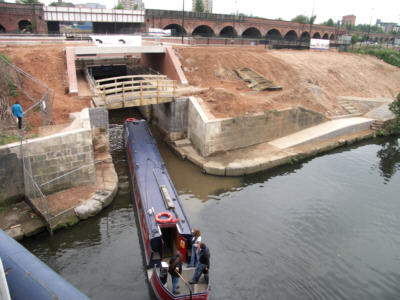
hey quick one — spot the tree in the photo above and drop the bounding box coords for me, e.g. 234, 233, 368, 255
114, 3, 124, 9
49, 2, 58, 6
20, 0, 39, 3
291, 14, 316, 24
291, 15, 309, 24
194, 0, 204, 13
321, 18, 335, 27
351, 33, 360, 44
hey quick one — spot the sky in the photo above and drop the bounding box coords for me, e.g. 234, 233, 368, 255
38, 0, 400, 25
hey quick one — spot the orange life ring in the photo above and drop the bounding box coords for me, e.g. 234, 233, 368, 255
126, 118, 136, 123
155, 212, 173, 223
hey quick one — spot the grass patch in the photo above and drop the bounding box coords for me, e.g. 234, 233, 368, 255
0, 54, 12, 63
0, 134, 20, 145
348, 46, 400, 68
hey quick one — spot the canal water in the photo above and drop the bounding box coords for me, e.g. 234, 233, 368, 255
23, 109, 400, 300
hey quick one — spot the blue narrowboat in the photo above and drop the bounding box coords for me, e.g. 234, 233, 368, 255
0, 229, 89, 300
125, 118, 209, 300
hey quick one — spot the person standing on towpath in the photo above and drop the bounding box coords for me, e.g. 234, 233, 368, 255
11, 101, 23, 130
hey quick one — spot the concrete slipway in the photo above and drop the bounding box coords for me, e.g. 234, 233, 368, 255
171, 109, 394, 177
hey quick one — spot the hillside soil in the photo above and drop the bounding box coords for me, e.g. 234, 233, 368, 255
177, 47, 400, 118
0, 44, 90, 132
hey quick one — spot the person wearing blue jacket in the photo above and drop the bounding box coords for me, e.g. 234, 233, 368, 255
11, 101, 23, 129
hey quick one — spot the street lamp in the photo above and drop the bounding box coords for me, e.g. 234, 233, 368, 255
181, 0, 185, 44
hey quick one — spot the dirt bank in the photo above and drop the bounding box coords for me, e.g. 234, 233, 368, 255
177, 47, 400, 118
0, 44, 90, 128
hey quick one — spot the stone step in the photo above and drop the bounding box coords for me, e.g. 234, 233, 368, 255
173, 138, 192, 147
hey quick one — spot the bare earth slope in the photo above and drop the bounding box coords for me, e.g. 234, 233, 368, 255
0, 44, 89, 127
178, 47, 400, 118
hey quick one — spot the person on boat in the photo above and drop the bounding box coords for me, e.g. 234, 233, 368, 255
168, 253, 183, 295
189, 228, 202, 267
190, 243, 210, 284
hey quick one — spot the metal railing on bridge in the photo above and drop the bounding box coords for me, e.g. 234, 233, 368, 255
93, 75, 177, 109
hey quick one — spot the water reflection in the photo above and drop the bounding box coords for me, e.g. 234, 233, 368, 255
376, 137, 400, 183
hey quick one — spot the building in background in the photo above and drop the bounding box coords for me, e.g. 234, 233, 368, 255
376, 19, 399, 33
342, 15, 356, 27
75, 3, 106, 9
192, 0, 213, 13
117, 0, 144, 10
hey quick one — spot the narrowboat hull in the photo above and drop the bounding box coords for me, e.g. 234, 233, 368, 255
0, 230, 89, 300
125, 119, 209, 300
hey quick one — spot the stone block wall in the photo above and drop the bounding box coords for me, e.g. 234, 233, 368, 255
188, 97, 327, 157
152, 97, 188, 141
0, 128, 95, 203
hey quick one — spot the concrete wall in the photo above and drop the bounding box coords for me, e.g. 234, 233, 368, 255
188, 97, 327, 157
141, 47, 188, 84
152, 97, 188, 141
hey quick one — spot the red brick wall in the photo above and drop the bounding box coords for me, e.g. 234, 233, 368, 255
0, 3, 46, 33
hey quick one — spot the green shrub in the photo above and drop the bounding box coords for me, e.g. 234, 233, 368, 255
8, 79, 18, 97
350, 46, 400, 68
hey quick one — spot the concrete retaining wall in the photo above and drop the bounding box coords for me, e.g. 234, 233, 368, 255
152, 97, 188, 141
141, 47, 188, 84
188, 97, 327, 157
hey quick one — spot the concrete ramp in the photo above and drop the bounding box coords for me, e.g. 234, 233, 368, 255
270, 117, 374, 149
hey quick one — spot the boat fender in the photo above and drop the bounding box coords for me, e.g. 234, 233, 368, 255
126, 118, 137, 123
155, 212, 173, 223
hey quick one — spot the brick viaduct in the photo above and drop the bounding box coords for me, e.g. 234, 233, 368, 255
146, 10, 338, 40
0, 3, 395, 42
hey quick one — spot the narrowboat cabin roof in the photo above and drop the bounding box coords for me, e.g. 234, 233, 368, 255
125, 120, 192, 238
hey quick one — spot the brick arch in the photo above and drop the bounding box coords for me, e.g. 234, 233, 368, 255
219, 25, 237, 37
18, 19, 32, 31
0, 24, 6, 33
330, 33, 335, 40
312, 32, 321, 39
322, 33, 329, 39
163, 24, 186, 36
300, 31, 310, 41
283, 30, 298, 41
192, 24, 215, 37
266, 28, 282, 40
241, 26, 262, 38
